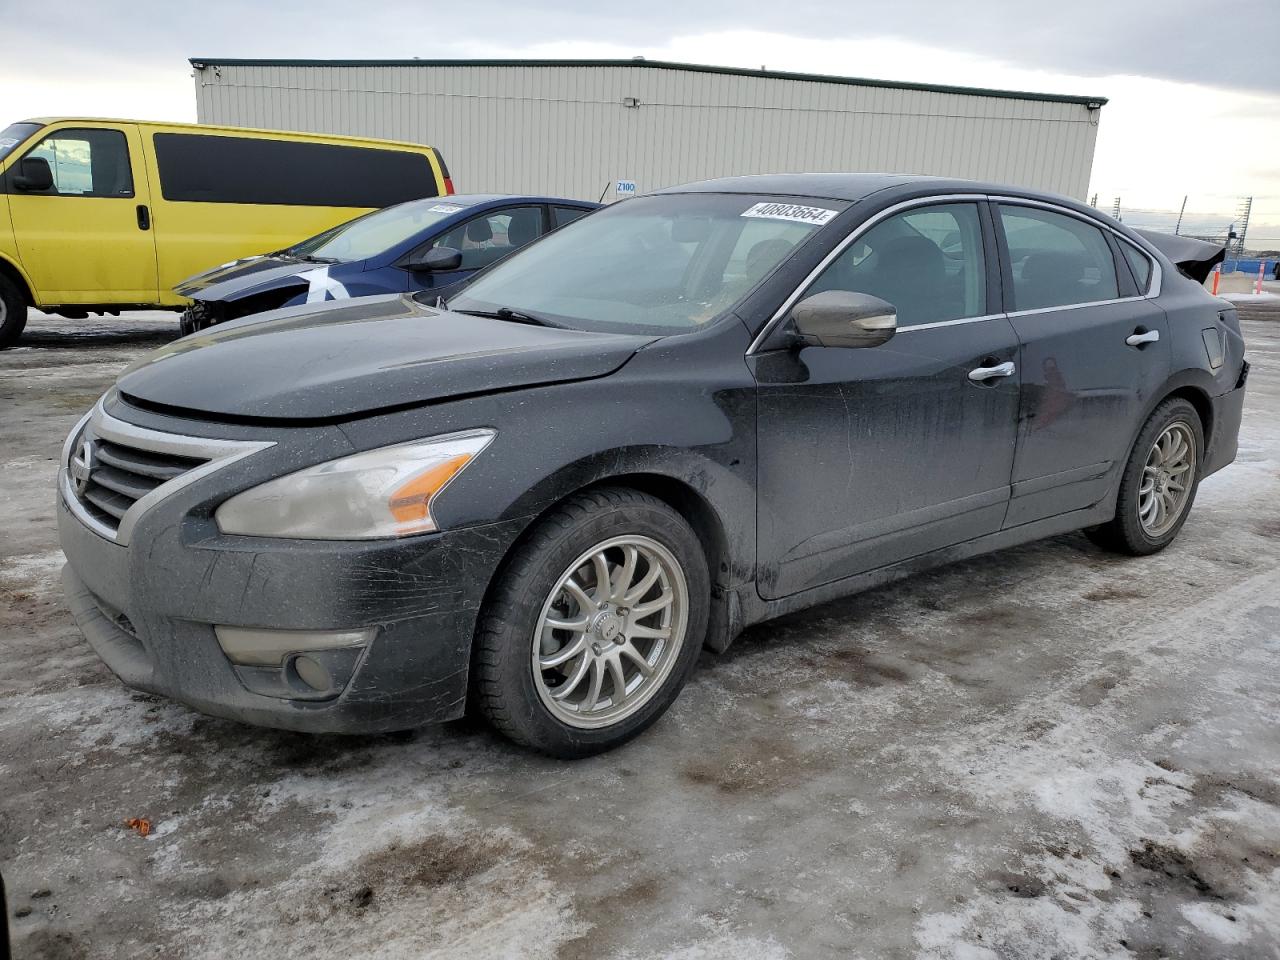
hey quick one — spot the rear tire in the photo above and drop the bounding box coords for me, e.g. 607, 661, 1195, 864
472, 487, 709, 758
0, 274, 28, 349
1085, 398, 1203, 555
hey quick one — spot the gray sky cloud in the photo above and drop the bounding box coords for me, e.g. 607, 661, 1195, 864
6, 0, 1278, 96
3, 1, 1277, 234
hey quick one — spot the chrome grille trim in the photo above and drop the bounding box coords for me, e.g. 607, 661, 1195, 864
59, 399, 275, 545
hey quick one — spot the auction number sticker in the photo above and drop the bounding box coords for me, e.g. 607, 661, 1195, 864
741, 202, 838, 225
427, 204, 464, 214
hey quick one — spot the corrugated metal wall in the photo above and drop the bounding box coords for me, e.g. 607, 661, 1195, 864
193, 63, 1101, 201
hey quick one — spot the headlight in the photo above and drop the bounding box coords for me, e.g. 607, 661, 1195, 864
215, 429, 494, 539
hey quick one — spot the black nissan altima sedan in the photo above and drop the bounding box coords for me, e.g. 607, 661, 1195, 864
57, 174, 1247, 757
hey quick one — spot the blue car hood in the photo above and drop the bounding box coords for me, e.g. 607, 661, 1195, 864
115, 295, 654, 421
174, 255, 335, 301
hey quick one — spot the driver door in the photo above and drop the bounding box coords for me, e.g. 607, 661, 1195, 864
7, 123, 158, 304
751, 200, 1021, 599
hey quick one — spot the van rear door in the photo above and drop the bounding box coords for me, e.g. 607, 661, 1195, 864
6, 122, 158, 305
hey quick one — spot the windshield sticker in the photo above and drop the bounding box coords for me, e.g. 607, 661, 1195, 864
427, 204, 464, 214
300, 266, 350, 304
741, 202, 838, 226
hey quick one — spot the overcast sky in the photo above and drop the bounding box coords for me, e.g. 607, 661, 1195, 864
3, 0, 1278, 238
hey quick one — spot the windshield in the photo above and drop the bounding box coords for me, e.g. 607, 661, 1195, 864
287, 198, 471, 262
0, 122, 42, 164
449, 193, 845, 334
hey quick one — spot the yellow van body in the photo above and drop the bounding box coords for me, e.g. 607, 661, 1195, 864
0, 118, 450, 315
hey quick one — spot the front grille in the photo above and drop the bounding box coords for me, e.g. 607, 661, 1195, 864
69, 432, 208, 532
61, 401, 275, 544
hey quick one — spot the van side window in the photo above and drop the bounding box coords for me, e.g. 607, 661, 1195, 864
1119, 239, 1153, 293
999, 206, 1120, 310
807, 202, 987, 327
23, 129, 133, 198
431, 207, 544, 270
152, 133, 438, 207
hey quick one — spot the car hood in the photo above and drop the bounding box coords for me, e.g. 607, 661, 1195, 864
173, 255, 332, 301
116, 294, 655, 421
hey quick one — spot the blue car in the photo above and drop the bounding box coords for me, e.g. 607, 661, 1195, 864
174, 194, 598, 333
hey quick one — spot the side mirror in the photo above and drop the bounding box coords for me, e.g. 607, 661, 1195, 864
407, 246, 463, 272
12, 156, 54, 192
792, 290, 897, 348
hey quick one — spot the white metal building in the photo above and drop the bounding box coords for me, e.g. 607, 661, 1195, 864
190, 58, 1106, 202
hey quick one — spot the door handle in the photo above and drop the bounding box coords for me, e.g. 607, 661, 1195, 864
136, 204, 150, 231
968, 360, 1015, 382
1126, 329, 1159, 347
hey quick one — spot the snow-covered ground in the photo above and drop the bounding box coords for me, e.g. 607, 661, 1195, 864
2, 309, 1279, 959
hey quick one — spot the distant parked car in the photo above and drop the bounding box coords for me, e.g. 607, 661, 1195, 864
174, 195, 599, 332
0, 117, 452, 348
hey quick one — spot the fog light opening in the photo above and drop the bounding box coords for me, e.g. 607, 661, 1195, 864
291, 654, 333, 693
215, 625, 374, 666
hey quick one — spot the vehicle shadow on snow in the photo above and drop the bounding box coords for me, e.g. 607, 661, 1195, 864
14, 311, 180, 350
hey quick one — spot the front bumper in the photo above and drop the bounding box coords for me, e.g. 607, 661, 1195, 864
57, 483, 522, 735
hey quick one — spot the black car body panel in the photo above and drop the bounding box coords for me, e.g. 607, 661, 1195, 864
56, 174, 1247, 735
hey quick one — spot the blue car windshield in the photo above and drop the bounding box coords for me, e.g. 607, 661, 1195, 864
449, 193, 845, 335
288, 198, 472, 262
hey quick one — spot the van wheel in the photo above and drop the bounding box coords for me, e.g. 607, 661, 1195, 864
472, 487, 709, 758
0, 274, 28, 349
1085, 398, 1203, 555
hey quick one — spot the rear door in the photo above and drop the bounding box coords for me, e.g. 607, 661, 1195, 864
6, 123, 158, 304
753, 199, 1021, 599
995, 201, 1170, 526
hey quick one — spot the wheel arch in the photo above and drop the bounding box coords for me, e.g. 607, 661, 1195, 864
1162, 384, 1214, 452
0, 253, 35, 307
475, 464, 742, 659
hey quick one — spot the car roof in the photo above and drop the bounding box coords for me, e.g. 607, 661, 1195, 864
654, 172, 1073, 207
438, 194, 598, 208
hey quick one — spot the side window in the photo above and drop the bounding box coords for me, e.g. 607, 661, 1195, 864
807, 202, 986, 327
432, 206, 543, 270
999, 206, 1120, 310
152, 133, 438, 207
1119, 239, 1153, 293
22, 128, 133, 198
552, 206, 589, 228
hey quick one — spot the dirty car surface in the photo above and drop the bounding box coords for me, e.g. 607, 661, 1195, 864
55, 174, 1247, 758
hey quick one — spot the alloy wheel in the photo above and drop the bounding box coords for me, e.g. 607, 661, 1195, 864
532, 535, 688, 729
1139, 421, 1196, 537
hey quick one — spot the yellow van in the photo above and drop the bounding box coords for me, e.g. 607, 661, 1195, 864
0, 118, 451, 347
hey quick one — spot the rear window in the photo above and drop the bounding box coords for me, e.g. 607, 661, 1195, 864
152, 133, 439, 207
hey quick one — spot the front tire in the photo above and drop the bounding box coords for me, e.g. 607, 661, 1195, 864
0, 274, 28, 349
1086, 398, 1203, 555
472, 487, 709, 758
